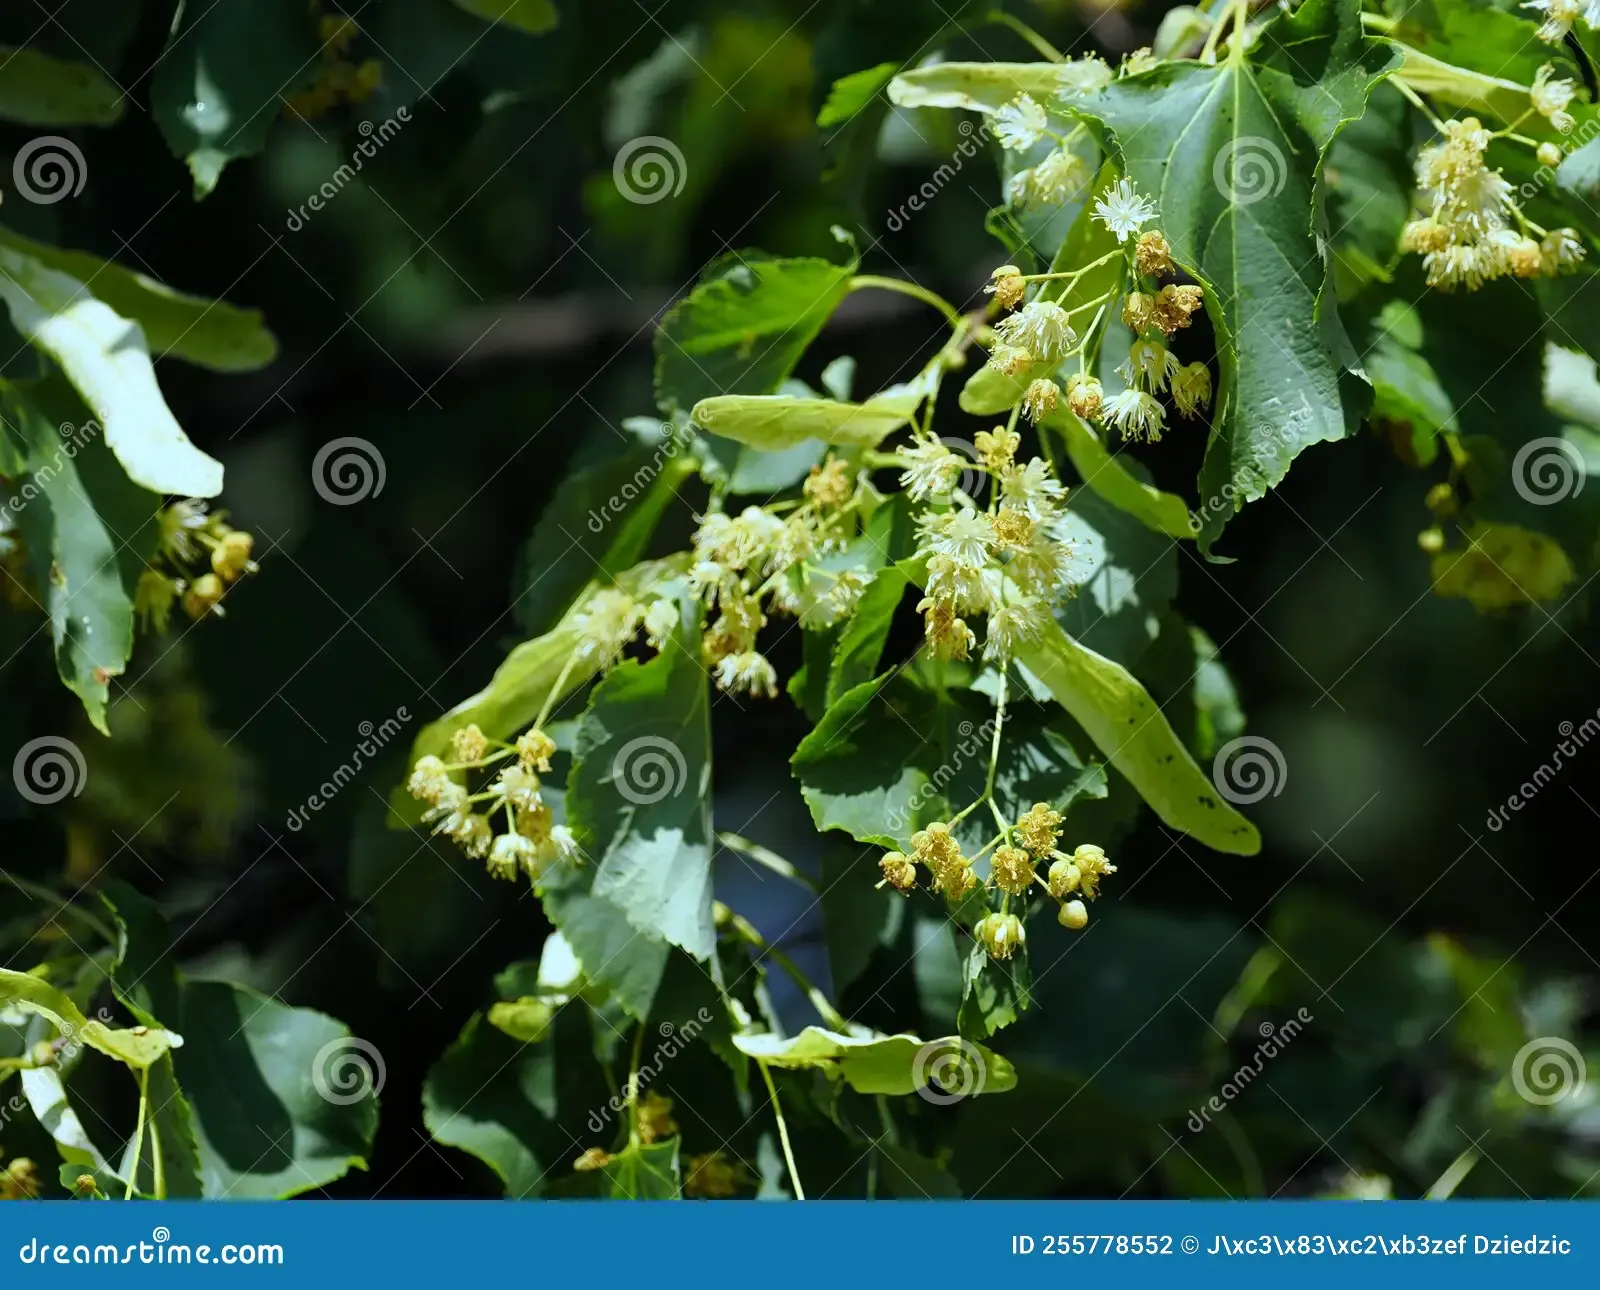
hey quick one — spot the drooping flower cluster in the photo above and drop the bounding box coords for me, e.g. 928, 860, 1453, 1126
1523, 0, 1600, 43
903, 434, 1076, 663
979, 176, 1212, 445
406, 720, 581, 883
135, 500, 259, 631
1400, 116, 1584, 290
877, 803, 1115, 959
690, 455, 867, 699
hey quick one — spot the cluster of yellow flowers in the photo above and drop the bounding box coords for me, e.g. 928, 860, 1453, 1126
135, 500, 258, 631
690, 454, 867, 699
1400, 112, 1584, 290
285, 9, 382, 120
877, 803, 1115, 958
0, 1155, 38, 1200
900, 428, 1075, 663
406, 721, 581, 882
981, 168, 1212, 446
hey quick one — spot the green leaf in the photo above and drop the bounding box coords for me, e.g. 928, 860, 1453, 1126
1047, 410, 1195, 540
0, 228, 277, 372
1013, 619, 1261, 855
826, 567, 908, 704
1079, 0, 1396, 548
567, 599, 714, 961
451, 0, 559, 35
733, 1025, 1016, 1096
601, 1138, 681, 1198
1324, 85, 1411, 291
792, 670, 1104, 852
691, 385, 920, 451
1053, 479, 1178, 668
0, 969, 180, 1070
151, 0, 320, 197
959, 939, 1032, 1040
1556, 135, 1600, 207
0, 45, 124, 126
102, 884, 377, 1199
887, 60, 1112, 112
487, 997, 555, 1043
817, 63, 897, 128
424, 998, 607, 1197
24, 1064, 115, 1178
727, 439, 827, 494
540, 887, 672, 1020
654, 252, 857, 418
2, 380, 156, 731
395, 557, 688, 824
512, 446, 693, 636
1363, 299, 1456, 463
0, 247, 225, 496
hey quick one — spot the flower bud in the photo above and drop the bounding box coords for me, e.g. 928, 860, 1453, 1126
975, 911, 1026, 960
986, 265, 1027, 310
210, 529, 256, 582
1537, 141, 1563, 168
879, 851, 917, 892
182, 573, 226, 620
1065, 374, 1103, 420
1047, 858, 1081, 898
1417, 526, 1445, 554
1058, 899, 1089, 930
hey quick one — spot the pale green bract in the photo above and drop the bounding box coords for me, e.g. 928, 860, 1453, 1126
0, 247, 225, 497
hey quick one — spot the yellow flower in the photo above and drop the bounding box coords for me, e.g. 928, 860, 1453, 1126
990, 845, 1035, 895
1072, 843, 1117, 899
451, 723, 489, 764
517, 728, 556, 772
975, 912, 1026, 960
985, 265, 1027, 310
1015, 802, 1063, 857
879, 851, 917, 892
974, 427, 1020, 470
1135, 230, 1173, 277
